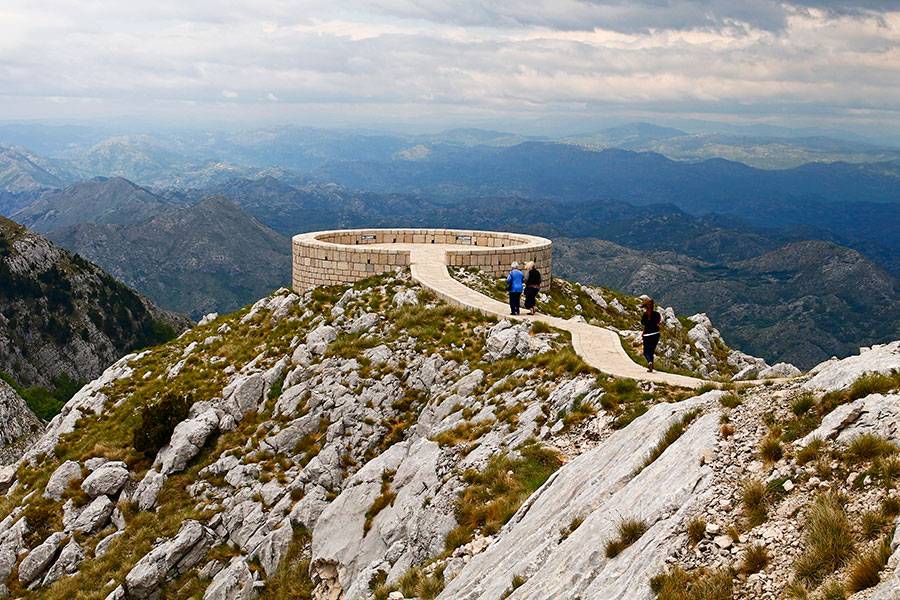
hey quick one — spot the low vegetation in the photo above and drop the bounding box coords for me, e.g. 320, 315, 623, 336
846, 538, 892, 592
742, 479, 770, 527
738, 544, 769, 575
604, 518, 649, 558
794, 494, 854, 587
443, 442, 562, 554
261, 526, 314, 599
364, 470, 397, 534
650, 567, 733, 600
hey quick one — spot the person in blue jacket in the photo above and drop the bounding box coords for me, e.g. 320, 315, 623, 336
507, 262, 524, 315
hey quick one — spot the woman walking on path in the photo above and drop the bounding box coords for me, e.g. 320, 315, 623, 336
523, 261, 542, 315
639, 294, 662, 372
507, 262, 524, 315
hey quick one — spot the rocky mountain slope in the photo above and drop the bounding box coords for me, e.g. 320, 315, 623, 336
555, 238, 900, 370
11, 177, 172, 233
0, 146, 69, 194
0, 216, 187, 389
0, 269, 897, 599
46, 196, 291, 318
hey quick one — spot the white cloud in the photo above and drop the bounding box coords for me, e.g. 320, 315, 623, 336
0, 1, 897, 132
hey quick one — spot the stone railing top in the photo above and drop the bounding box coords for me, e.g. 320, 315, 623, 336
292, 228, 551, 253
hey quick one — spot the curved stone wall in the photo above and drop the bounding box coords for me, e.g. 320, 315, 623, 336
292, 228, 552, 291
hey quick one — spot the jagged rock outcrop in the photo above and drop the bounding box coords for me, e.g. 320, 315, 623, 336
439, 393, 722, 599
0, 272, 892, 600
123, 520, 217, 599
0, 379, 42, 464
484, 320, 552, 361
311, 438, 457, 598
804, 340, 900, 393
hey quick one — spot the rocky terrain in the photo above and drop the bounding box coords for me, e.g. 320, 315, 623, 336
11, 177, 172, 233
0, 215, 187, 389
0, 265, 896, 599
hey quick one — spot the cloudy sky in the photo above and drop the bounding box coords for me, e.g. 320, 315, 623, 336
1, 0, 899, 135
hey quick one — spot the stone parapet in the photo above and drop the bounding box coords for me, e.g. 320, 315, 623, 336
292, 228, 552, 291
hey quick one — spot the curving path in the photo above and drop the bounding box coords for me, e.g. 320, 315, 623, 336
369, 243, 707, 389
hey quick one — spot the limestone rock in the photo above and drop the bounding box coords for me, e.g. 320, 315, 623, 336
221, 374, 265, 422
41, 538, 84, 586
155, 409, 221, 475
758, 362, 801, 379
71, 495, 115, 534
203, 556, 255, 600
306, 325, 338, 355
198, 312, 219, 326
312, 438, 456, 599
438, 394, 721, 600
81, 463, 129, 498
804, 341, 900, 393
797, 393, 900, 447
44, 460, 82, 500
19, 531, 66, 586
95, 531, 125, 558
0, 379, 42, 462
124, 520, 216, 599
392, 289, 418, 307
348, 313, 379, 334
133, 469, 166, 511
484, 320, 551, 361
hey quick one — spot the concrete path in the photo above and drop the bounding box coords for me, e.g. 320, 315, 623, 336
372, 244, 707, 388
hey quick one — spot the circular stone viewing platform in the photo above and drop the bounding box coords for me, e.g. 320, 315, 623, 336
292, 228, 552, 291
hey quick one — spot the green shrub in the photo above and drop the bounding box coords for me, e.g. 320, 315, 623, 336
797, 439, 825, 465
846, 434, 898, 462
132, 392, 191, 458
687, 517, 706, 546
719, 394, 741, 409
791, 393, 816, 416
759, 436, 783, 463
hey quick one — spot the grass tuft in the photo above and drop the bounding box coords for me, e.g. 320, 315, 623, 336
846, 538, 892, 592
605, 518, 648, 558
793, 493, 854, 586
742, 479, 770, 527
738, 543, 769, 574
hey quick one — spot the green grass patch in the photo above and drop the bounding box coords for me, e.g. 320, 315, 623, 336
443, 441, 561, 554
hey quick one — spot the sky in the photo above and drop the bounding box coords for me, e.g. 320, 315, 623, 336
1, 1, 900, 136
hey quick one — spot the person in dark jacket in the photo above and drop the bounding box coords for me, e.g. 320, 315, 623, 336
639, 294, 662, 372
523, 261, 542, 315
507, 262, 524, 315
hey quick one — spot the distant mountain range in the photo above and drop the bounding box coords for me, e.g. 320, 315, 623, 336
554, 238, 900, 369
0, 215, 187, 388
0, 122, 897, 368
44, 195, 291, 318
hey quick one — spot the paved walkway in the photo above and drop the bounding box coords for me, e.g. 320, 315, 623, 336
370, 244, 707, 388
